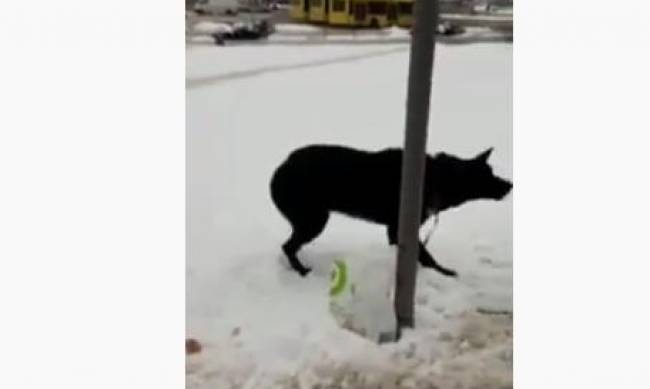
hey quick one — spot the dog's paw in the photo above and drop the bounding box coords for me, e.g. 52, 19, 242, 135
440, 268, 458, 278
297, 267, 312, 277
424, 262, 458, 278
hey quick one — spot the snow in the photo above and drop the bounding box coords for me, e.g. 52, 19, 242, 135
192, 21, 234, 35
186, 38, 512, 388
273, 24, 409, 38
273, 23, 326, 35
267, 27, 411, 44
188, 35, 219, 45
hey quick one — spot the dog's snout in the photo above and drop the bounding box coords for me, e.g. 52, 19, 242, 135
491, 178, 512, 200
501, 180, 513, 197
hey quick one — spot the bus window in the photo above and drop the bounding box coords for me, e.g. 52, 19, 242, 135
368, 1, 387, 15
354, 3, 367, 21
398, 2, 413, 15
332, 0, 345, 12
387, 3, 397, 21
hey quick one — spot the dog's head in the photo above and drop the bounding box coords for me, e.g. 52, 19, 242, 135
425, 147, 512, 213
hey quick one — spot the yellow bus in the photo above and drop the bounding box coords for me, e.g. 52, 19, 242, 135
308, 0, 329, 23
290, 0, 401, 28
395, 0, 414, 28
289, 0, 308, 21
349, 0, 397, 28
328, 0, 349, 25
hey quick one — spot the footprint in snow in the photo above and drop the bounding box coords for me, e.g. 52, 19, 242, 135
473, 242, 495, 255
479, 255, 511, 269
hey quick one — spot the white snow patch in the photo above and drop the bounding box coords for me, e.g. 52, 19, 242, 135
273, 23, 327, 35
269, 24, 411, 43
192, 21, 234, 35
188, 35, 218, 45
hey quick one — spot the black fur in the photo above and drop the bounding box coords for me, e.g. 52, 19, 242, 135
270, 144, 512, 277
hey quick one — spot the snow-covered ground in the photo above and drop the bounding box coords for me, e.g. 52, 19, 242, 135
186, 37, 512, 388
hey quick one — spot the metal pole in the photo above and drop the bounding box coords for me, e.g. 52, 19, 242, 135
394, 0, 439, 334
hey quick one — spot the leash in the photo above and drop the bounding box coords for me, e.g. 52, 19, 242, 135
422, 212, 440, 246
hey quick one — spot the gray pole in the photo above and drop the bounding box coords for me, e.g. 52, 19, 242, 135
394, 0, 439, 333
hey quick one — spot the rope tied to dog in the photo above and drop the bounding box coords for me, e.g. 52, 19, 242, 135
422, 212, 440, 247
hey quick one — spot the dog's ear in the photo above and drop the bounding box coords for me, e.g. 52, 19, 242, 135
474, 147, 493, 163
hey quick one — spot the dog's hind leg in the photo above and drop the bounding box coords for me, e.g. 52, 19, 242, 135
282, 210, 330, 277
282, 237, 312, 277
418, 241, 457, 277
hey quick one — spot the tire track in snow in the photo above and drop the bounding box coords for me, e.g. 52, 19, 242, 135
186, 46, 408, 89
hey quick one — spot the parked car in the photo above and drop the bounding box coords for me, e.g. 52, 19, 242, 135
194, 0, 239, 15
408, 22, 465, 37
211, 19, 273, 44
438, 22, 465, 36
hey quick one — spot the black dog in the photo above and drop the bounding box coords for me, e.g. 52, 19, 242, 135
270, 145, 512, 277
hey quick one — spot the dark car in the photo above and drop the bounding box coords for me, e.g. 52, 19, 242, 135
408, 22, 465, 37
211, 19, 273, 45
231, 20, 273, 39
438, 21, 465, 36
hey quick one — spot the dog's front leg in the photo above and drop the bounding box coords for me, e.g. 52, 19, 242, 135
388, 224, 457, 277
386, 224, 398, 245
418, 242, 457, 277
